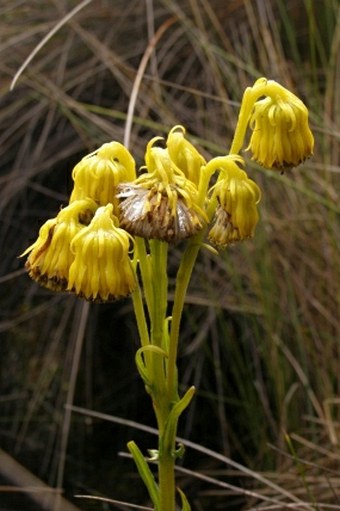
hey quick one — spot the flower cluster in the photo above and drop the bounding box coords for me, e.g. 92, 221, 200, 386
22, 145, 137, 302
21, 79, 314, 302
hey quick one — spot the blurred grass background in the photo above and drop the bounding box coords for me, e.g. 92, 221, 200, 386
0, 0, 339, 510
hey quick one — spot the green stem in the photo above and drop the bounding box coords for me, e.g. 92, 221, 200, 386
229, 86, 256, 155
135, 236, 153, 316
149, 239, 168, 350
147, 240, 169, 427
167, 234, 203, 402
146, 240, 177, 511
131, 281, 150, 348
158, 451, 176, 511
154, 236, 203, 511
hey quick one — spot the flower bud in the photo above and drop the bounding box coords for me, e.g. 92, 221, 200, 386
70, 141, 136, 214
166, 125, 206, 187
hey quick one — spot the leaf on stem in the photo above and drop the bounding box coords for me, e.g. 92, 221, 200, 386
162, 386, 196, 455
127, 441, 160, 510
177, 487, 191, 511
135, 345, 168, 386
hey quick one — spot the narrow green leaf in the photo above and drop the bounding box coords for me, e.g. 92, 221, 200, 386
135, 345, 168, 386
162, 386, 196, 454
177, 487, 191, 511
171, 386, 196, 419
135, 348, 150, 384
127, 441, 160, 510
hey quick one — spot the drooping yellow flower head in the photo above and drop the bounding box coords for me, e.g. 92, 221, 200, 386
70, 141, 136, 214
67, 203, 136, 301
207, 155, 261, 248
117, 134, 207, 242
21, 199, 98, 291
246, 79, 314, 171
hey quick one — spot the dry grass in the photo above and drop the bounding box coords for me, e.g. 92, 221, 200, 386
0, 0, 339, 510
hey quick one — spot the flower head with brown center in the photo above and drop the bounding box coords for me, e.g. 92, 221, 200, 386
117, 134, 207, 243
207, 155, 261, 248
21, 198, 98, 291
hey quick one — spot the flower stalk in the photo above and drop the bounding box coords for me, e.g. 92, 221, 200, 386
21, 78, 314, 510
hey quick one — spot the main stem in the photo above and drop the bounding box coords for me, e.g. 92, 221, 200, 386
148, 240, 176, 511
144, 237, 201, 511
158, 448, 176, 511
156, 235, 203, 511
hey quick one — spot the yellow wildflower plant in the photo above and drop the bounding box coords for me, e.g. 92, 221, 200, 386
67, 203, 136, 301
207, 155, 261, 247
20, 77, 315, 511
117, 134, 207, 242
21, 198, 98, 291
246, 78, 314, 171
70, 141, 136, 214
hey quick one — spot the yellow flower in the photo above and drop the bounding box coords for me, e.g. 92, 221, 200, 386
21, 199, 98, 291
207, 156, 261, 248
70, 141, 136, 214
247, 84, 314, 171
117, 136, 207, 242
166, 125, 206, 187
67, 204, 136, 301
